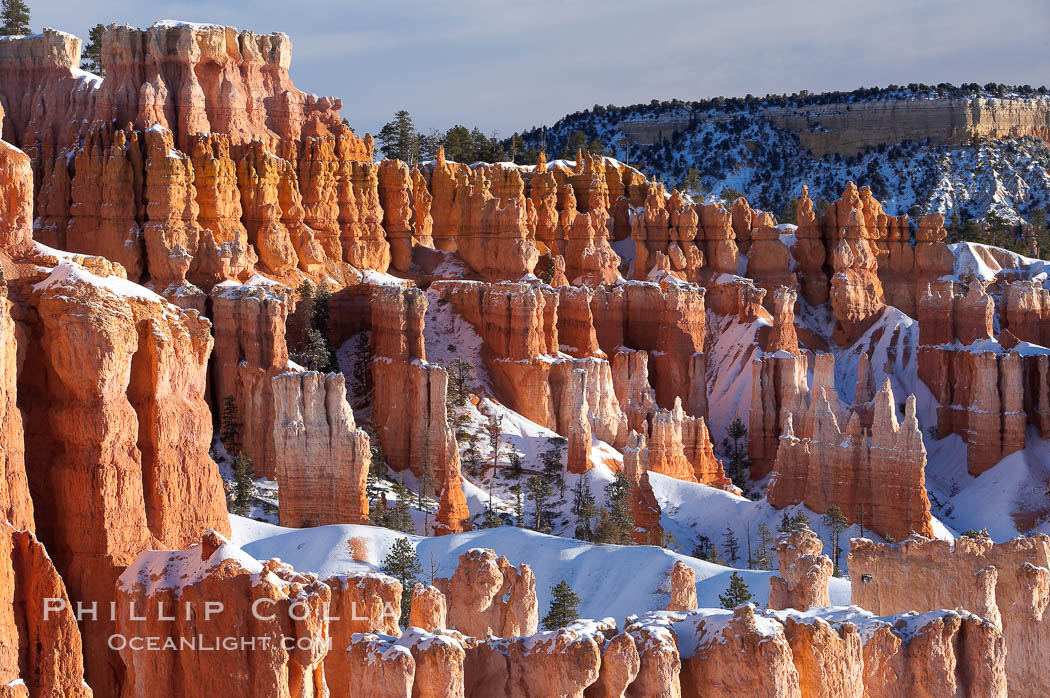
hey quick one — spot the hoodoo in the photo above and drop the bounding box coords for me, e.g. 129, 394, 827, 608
0, 10, 1040, 697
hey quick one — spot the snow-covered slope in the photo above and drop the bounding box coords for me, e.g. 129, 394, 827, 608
510, 91, 1050, 223
230, 516, 852, 621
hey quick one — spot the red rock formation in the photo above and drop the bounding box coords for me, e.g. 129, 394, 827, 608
622, 616, 681, 697
768, 526, 833, 611
683, 605, 801, 697
95, 22, 346, 152
273, 371, 370, 526
748, 299, 808, 480
611, 349, 657, 434
346, 160, 391, 271
917, 281, 1027, 475
435, 549, 538, 638
696, 202, 740, 275
0, 281, 31, 533
1003, 278, 1050, 345
189, 132, 255, 286
116, 531, 330, 697
746, 212, 797, 305
592, 282, 707, 416
564, 208, 621, 286
778, 615, 862, 698
667, 561, 697, 612
466, 623, 603, 698
143, 124, 203, 285
768, 371, 934, 541
530, 153, 561, 255
345, 634, 415, 697
410, 584, 448, 632
565, 367, 595, 474
325, 571, 403, 694
28, 261, 230, 695
0, 523, 92, 696
850, 534, 1046, 695
237, 142, 299, 276
829, 208, 885, 344
378, 159, 414, 272
369, 285, 469, 534
450, 167, 539, 280
66, 123, 146, 280
584, 629, 640, 698
646, 398, 712, 483
556, 285, 603, 358
623, 431, 665, 545
632, 183, 701, 281
210, 281, 291, 479
297, 135, 342, 263
791, 186, 829, 305
412, 165, 435, 251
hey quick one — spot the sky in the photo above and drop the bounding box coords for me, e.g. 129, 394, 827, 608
33, 0, 1050, 139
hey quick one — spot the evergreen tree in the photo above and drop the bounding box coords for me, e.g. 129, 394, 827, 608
718, 572, 754, 609
370, 436, 389, 479
81, 23, 104, 75
722, 525, 740, 563
386, 477, 416, 534
231, 452, 255, 516
595, 471, 633, 544
509, 484, 524, 526
692, 536, 723, 564
441, 125, 474, 162
220, 395, 242, 457
293, 281, 336, 371
478, 508, 502, 529
302, 328, 335, 372
541, 580, 580, 630
822, 506, 849, 576
791, 512, 811, 531
570, 478, 597, 541
755, 523, 775, 571
540, 439, 566, 496
376, 110, 420, 163
525, 475, 553, 531
721, 417, 751, 493
380, 537, 423, 627
0, 0, 29, 35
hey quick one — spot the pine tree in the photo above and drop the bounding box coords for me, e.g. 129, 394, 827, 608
386, 477, 416, 534
525, 475, 553, 531
540, 439, 566, 496
718, 572, 754, 609
604, 468, 634, 545
756, 523, 775, 571
220, 395, 242, 457
294, 281, 336, 372
380, 537, 423, 627
822, 506, 849, 576
377, 110, 420, 163
721, 417, 751, 493
510, 484, 524, 526
571, 478, 597, 541
484, 414, 503, 506
478, 508, 502, 529
0, 0, 30, 35
81, 23, 104, 75
231, 452, 255, 516
722, 525, 740, 563
541, 580, 580, 630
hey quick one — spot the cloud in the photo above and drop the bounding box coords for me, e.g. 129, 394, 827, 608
34, 0, 1050, 137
